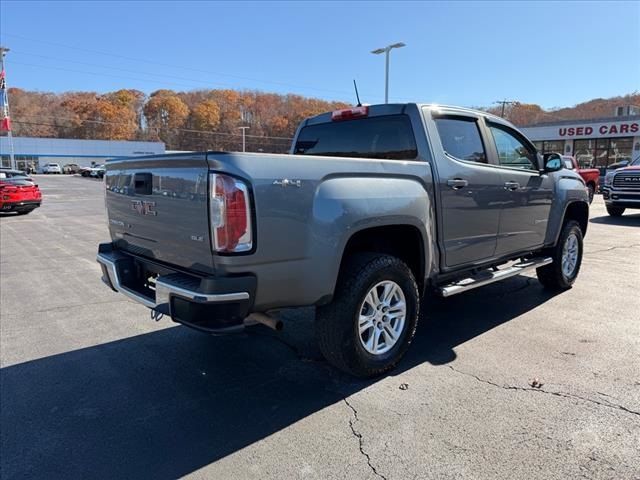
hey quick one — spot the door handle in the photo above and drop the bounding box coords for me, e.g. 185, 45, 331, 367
504, 181, 520, 191
447, 178, 469, 190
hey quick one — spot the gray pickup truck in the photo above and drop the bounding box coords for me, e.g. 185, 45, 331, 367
97, 103, 589, 377
602, 156, 640, 216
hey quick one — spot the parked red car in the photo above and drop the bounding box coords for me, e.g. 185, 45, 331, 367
561, 155, 599, 203
0, 179, 42, 215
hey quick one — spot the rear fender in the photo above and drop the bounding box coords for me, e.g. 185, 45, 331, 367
311, 175, 436, 300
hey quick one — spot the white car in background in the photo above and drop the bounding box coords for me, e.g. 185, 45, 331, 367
89, 165, 106, 178
42, 163, 62, 174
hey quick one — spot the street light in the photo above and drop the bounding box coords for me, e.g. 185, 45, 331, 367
371, 42, 406, 104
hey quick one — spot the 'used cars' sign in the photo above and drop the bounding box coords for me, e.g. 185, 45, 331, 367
522, 120, 640, 141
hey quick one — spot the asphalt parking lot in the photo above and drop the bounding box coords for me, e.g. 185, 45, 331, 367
1, 174, 639, 480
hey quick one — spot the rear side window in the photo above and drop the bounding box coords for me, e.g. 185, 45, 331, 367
434, 117, 487, 163
293, 114, 418, 160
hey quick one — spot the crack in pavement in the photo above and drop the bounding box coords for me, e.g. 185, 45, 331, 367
587, 243, 640, 255
1, 299, 136, 317
447, 365, 640, 418
344, 397, 388, 480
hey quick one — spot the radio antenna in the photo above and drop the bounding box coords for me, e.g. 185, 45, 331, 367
353, 79, 362, 107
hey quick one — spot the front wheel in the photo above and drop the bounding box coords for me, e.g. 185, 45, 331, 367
606, 206, 625, 217
316, 253, 419, 378
536, 220, 583, 290
587, 184, 595, 204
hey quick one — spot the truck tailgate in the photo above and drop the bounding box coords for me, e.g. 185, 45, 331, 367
104, 153, 213, 272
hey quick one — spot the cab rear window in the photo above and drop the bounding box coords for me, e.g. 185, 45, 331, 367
293, 114, 418, 160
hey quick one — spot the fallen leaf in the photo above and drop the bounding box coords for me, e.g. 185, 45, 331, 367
530, 378, 544, 389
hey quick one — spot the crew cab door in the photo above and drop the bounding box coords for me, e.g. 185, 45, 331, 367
427, 111, 504, 268
485, 122, 553, 255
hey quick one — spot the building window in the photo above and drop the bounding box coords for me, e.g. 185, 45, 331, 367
609, 137, 634, 164
573, 139, 596, 168
534, 140, 564, 154
573, 137, 633, 172
2, 155, 39, 171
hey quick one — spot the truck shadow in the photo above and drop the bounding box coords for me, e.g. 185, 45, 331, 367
1, 276, 557, 479
590, 213, 640, 226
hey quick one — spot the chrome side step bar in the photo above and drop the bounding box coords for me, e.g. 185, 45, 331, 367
438, 257, 553, 298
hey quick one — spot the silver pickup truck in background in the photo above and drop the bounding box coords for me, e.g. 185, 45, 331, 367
602, 156, 640, 216
97, 103, 589, 377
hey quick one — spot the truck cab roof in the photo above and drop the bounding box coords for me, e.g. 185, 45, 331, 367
301, 103, 512, 128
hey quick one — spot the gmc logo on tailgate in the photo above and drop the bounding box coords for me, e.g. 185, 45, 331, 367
131, 200, 157, 216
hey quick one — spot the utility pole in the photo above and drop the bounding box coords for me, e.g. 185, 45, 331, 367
238, 126, 249, 152
494, 99, 518, 118
0, 46, 15, 170
371, 42, 406, 104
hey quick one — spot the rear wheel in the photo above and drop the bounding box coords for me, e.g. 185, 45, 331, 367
316, 253, 419, 378
606, 206, 625, 217
587, 184, 595, 204
537, 220, 583, 290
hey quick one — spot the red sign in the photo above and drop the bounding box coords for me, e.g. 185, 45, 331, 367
559, 122, 639, 137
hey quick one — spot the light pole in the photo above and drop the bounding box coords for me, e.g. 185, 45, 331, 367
238, 126, 249, 152
371, 42, 406, 104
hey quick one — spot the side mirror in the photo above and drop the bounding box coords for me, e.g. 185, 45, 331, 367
543, 153, 563, 173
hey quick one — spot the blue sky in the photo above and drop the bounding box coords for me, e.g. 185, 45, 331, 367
1, 1, 639, 109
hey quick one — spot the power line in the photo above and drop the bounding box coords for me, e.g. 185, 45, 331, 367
12, 121, 292, 149
10, 50, 238, 89
10, 60, 223, 91
3, 32, 371, 99
5, 32, 427, 104
493, 99, 519, 118
12, 118, 294, 140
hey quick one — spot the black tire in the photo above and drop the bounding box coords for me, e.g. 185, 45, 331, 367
587, 184, 595, 204
606, 206, 625, 217
536, 220, 583, 290
315, 253, 420, 378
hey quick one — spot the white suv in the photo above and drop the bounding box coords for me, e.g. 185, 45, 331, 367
43, 163, 62, 174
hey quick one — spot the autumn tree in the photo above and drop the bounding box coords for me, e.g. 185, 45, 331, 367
191, 99, 221, 131
143, 90, 189, 148
59, 92, 101, 138
6, 88, 63, 137
9, 86, 637, 152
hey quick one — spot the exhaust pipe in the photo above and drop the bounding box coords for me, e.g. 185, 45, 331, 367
244, 312, 283, 332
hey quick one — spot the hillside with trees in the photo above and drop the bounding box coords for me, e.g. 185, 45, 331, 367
4, 88, 639, 152
6, 88, 350, 152
482, 92, 640, 126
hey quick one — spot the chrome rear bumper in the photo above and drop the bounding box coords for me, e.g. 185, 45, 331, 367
97, 253, 249, 310
96, 244, 256, 333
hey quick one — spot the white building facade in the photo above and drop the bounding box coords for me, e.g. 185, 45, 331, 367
0, 137, 165, 172
521, 115, 640, 171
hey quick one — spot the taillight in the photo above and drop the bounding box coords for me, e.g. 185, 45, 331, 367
331, 106, 369, 121
209, 173, 252, 253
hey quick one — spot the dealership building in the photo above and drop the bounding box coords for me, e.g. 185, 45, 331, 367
521, 113, 640, 171
0, 137, 165, 172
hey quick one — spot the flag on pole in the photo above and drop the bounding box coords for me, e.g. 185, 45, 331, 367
0, 67, 10, 131
0, 116, 11, 132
